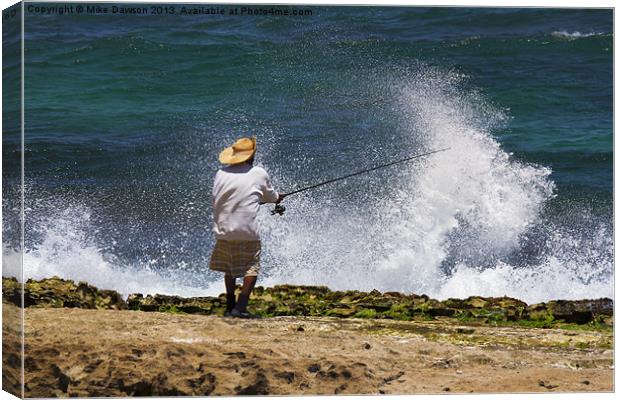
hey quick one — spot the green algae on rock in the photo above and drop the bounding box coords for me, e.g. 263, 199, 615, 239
3, 276, 126, 310
2, 277, 613, 329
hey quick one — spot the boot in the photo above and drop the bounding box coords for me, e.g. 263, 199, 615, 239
231, 293, 260, 319
224, 293, 236, 316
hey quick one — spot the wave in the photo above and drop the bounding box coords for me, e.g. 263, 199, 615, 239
8, 202, 218, 298
259, 66, 613, 303
551, 30, 606, 40
6, 65, 613, 304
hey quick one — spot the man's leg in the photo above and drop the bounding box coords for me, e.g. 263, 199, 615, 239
234, 275, 257, 314
224, 274, 237, 314
231, 242, 261, 318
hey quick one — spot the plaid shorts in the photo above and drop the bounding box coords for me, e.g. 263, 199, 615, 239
209, 240, 261, 278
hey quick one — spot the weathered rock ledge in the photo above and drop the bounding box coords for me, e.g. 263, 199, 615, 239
2, 276, 613, 328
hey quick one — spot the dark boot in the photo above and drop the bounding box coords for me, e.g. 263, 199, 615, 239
235, 293, 249, 312
231, 293, 260, 319
225, 293, 236, 316
224, 274, 237, 317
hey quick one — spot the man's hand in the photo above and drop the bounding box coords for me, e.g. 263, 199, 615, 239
276, 194, 286, 204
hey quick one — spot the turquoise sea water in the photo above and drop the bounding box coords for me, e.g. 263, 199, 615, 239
3, 5, 613, 302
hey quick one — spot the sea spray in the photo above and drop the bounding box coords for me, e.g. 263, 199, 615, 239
9, 66, 613, 303
260, 66, 612, 302
373, 68, 556, 293
18, 198, 214, 297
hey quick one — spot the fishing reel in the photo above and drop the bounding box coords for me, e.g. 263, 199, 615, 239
271, 203, 286, 216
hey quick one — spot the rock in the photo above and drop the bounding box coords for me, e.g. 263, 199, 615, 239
547, 300, 593, 324
526, 298, 613, 324
235, 370, 270, 395
11, 277, 128, 310
546, 384, 558, 390
271, 285, 330, 300
307, 364, 321, 373
363, 342, 371, 350
253, 286, 265, 296
5, 277, 614, 327
52, 364, 71, 392
425, 300, 456, 317
284, 301, 311, 316
316, 370, 339, 380
185, 373, 216, 395
275, 371, 295, 384
549, 299, 612, 324
334, 383, 348, 394
383, 371, 404, 383
444, 296, 527, 322
126, 293, 144, 310
490, 297, 527, 321
97, 290, 127, 310
127, 293, 220, 315
442, 298, 467, 309
337, 290, 366, 303
224, 352, 246, 359
2, 277, 21, 306
325, 308, 357, 318
525, 303, 551, 322
465, 296, 488, 309
355, 301, 393, 313
538, 380, 557, 389
496, 297, 528, 309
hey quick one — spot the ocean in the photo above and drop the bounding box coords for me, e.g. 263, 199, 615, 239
2, 5, 613, 303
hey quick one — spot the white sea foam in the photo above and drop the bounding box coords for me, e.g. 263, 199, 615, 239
7, 66, 613, 304
551, 31, 603, 40
260, 66, 613, 303
2, 246, 22, 281
18, 203, 219, 297
371, 70, 554, 298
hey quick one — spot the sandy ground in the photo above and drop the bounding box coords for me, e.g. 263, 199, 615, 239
3, 304, 613, 397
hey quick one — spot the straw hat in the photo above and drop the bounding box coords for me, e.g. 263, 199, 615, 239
218, 136, 257, 165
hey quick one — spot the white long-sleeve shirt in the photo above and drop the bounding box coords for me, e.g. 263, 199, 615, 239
212, 163, 279, 241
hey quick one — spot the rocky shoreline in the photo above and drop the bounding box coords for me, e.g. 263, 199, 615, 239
2, 276, 614, 328
1, 276, 614, 396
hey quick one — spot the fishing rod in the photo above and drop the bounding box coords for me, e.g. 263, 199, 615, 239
269, 147, 451, 216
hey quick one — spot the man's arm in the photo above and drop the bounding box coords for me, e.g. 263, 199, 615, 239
258, 168, 282, 204
261, 194, 285, 205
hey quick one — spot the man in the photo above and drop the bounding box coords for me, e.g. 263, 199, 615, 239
209, 136, 284, 318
